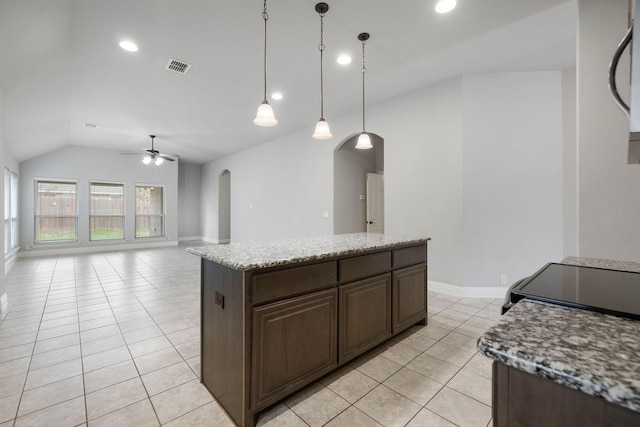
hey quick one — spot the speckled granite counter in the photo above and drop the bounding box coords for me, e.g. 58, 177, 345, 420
478, 299, 640, 412
186, 233, 430, 271
562, 256, 640, 273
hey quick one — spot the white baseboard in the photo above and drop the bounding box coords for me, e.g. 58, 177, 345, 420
0, 293, 7, 313
198, 237, 229, 244
178, 236, 205, 242
19, 240, 179, 258
429, 280, 508, 299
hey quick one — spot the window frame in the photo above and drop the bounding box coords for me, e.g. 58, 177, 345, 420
135, 184, 165, 239
34, 178, 79, 244
89, 181, 125, 242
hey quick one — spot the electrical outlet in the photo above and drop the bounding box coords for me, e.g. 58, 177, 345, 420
214, 291, 224, 309
500, 275, 507, 285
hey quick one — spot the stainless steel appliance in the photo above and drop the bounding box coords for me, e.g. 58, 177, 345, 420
609, 0, 640, 163
502, 263, 640, 320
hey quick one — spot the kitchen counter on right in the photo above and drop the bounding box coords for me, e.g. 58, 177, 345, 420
478, 256, 640, 426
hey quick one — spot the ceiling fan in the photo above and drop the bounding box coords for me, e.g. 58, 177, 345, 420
123, 135, 178, 165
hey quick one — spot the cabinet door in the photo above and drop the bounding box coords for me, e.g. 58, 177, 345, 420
251, 288, 337, 411
339, 274, 392, 364
392, 264, 427, 333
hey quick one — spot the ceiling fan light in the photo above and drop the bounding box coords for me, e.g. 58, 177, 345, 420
155, 157, 164, 166
312, 118, 333, 139
142, 156, 152, 165
355, 132, 373, 149
254, 101, 278, 126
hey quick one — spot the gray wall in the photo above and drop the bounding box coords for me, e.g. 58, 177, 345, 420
201, 128, 335, 243
200, 71, 568, 293
20, 146, 179, 252
562, 67, 578, 257
461, 72, 564, 287
333, 135, 381, 234
0, 89, 5, 310
218, 169, 230, 242
577, 0, 640, 260
383, 77, 464, 288
177, 161, 202, 240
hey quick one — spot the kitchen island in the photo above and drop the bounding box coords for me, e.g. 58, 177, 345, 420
187, 233, 430, 427
478, 258, 640, 426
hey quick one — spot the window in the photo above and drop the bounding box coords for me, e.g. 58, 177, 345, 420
35, 180, 77, 243
4, 169, 18, 254
135, 186, 164, 238
90, 182, 124, 241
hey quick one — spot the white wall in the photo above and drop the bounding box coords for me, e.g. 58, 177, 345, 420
577, 0, 640, 260
461, 72, 564, 287
177, 161, 202, 240
20, 146, 178, 253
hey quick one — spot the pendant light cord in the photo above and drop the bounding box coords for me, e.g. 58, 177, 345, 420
319, 11, 326, 118
262, 0, 269, 102
361, 38, 367, 132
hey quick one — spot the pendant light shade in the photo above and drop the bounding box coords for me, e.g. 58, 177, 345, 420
254, 0, 278, 126
312, 3, 332, 139
355, 132, 372, 149
254, 101, 277, 126
355, 32, 372, 150
313, 118, 332, 139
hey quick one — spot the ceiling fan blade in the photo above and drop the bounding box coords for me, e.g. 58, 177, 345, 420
158, 154, 177, 161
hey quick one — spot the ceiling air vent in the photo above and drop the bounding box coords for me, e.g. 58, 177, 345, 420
166, 58, 192, 75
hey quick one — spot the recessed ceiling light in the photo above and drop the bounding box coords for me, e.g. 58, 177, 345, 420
337, 54, 352, 65
119, 40, 138, 52
435, 0, 457, 14
271, 92, 283, 100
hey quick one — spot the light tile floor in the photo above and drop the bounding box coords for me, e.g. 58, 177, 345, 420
0, 243, 502, 427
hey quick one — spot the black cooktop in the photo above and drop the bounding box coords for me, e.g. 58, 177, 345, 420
509, 263, 640, 321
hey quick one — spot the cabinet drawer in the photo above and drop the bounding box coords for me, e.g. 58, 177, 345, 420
339, 251, 391, 283
392, 245, 427, 269
252, 261, 337, 305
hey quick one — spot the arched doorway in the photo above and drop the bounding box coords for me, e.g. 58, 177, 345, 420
333, 134, 384, 234
218, 170, 231, 243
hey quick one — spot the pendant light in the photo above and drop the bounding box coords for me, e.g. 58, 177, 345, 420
312, 3, 333, 139
254, 0, 278, 126
355, 32, 372, 149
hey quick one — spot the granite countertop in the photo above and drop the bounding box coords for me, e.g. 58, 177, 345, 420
562, 256, 640, 273
186, 233, 430, 271
478, 298, 640, 413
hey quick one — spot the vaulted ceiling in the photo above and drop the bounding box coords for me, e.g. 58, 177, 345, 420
0, 0, 576, 164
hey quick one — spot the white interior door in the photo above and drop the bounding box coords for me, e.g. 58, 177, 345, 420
366, 173, 384, 233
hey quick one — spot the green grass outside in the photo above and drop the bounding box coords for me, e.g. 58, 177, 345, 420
91, 228, 124, 240
37, 231, 77, 242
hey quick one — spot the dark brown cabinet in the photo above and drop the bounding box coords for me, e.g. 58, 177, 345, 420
199, 241, 428, 427
338, 274, 391, 364
392, 264, 427, 333
492, 361, 640, 426
252, 288, 338, 411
